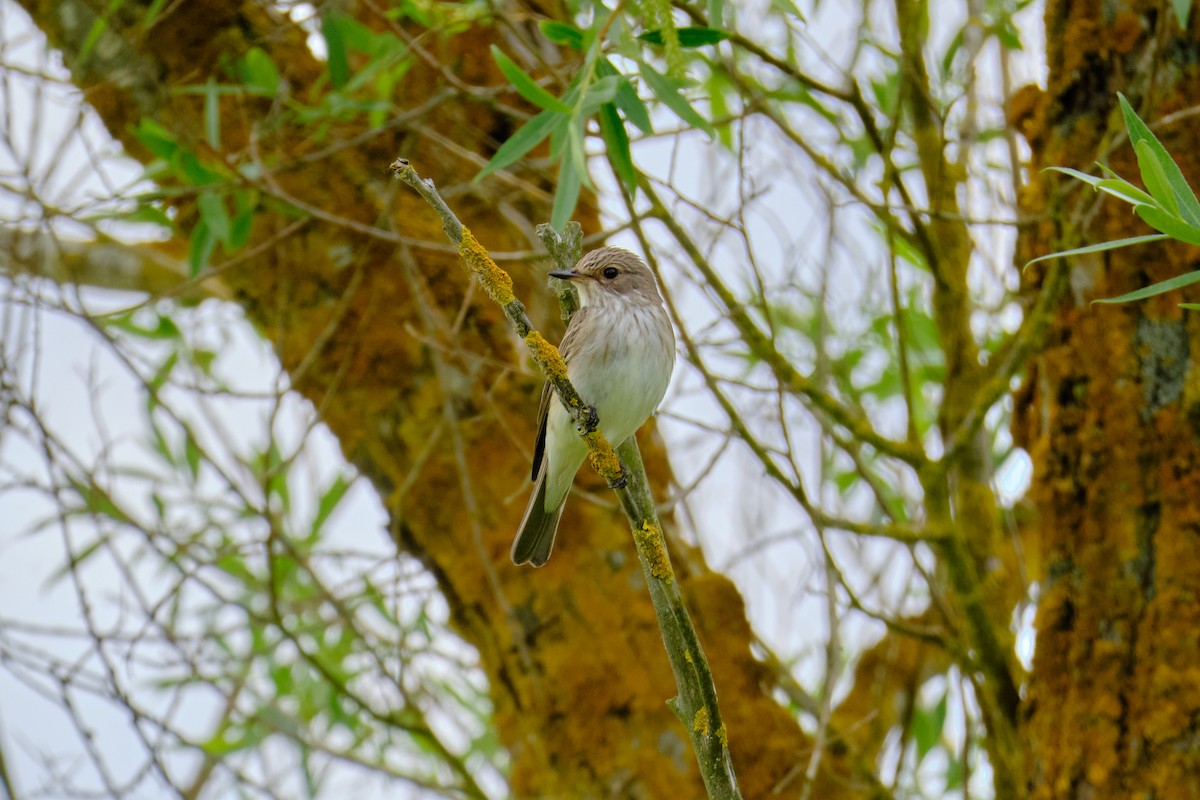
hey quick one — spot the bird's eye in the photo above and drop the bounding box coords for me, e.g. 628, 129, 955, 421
603, 267, 618, 279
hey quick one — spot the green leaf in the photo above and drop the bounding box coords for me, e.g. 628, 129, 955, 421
1134, 140, 1179, 215
260, 442, 290, 513
123, 204, 175, 230
478, 109, 566, 178
940, 27, 965, 77
579, 75, 622, 117
184, 430, 202, 480
228, 191, 255, 249
1095, 269, 1200, 304
599, 103, 637, 192
638, 61, 715, 138
992, 17, 1024, 50
551, 157, 582, 233
242, 47, 280, 96
311, 473, 353, 538
707, 70, 732, 149
638, 26, 731, 47
872, 220, 929, 272
1096, 178, 1157, 206
944, 754, 964, 791
331, 14, 381, 55
1045, 166, 1104, 187
539, 20, 584, 49
79, 16, 108, 64
230, 208, 254, 249
1049, 166, 1161, 207
106, 312, 181, 341
776, 84, 839, 124
132, 119, 178, 161
193, 348, 216, 374
599, 59, 652, 134
1173, 0, 1192, 28
175, 151, 221, 186
1180, 303, 1200, 310
1024, 234, 1169, 270
80, 201, 174, 231
769, 0, 805, 19
72, 478, 129, 523
1135, 205, 1200, 246
490, 46, 572, 113
148, 351, 177, 396
188, 220, 217, 275
548, 111, 568, 162
564, 116, 591, 190
870, 69, 902, 117
141, 0, 170, 31
912, 692, 948, 763
196, 192, 231, 244
322, 12, 350, 89
203, 78, 221, 150
1118, 93, 1200, 226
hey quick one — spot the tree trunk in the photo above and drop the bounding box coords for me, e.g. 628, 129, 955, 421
1016, 1, 1200, 796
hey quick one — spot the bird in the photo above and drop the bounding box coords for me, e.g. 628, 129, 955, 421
510, 247, 675, 566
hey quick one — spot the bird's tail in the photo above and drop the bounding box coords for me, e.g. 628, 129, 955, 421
511, 468, 565, 567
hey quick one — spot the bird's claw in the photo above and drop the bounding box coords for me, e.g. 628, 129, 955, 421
608, 473, 628, 489
583, 404, 600, 433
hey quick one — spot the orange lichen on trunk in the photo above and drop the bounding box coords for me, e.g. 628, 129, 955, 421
1016, 2, 1200, 797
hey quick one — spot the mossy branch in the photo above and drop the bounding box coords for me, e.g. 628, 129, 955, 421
391, 158, 742, 800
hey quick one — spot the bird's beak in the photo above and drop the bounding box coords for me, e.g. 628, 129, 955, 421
549, 268, 582, 281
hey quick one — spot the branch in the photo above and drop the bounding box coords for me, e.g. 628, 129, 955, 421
390, 158, 743, 800
944, 262, 1069, 464
0, 226, 228, 301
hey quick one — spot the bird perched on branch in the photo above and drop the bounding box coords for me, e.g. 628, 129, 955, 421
511, 247, 675, 567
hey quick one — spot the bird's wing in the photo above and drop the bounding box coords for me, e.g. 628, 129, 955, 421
530, 308, 589, 481
531, 381, 552, 481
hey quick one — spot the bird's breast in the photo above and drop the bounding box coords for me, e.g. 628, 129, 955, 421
567, 303, 674, 445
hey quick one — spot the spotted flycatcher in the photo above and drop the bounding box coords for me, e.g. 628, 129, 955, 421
511, 247, 675, 567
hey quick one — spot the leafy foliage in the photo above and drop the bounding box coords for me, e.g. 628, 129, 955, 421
481, 12, 723, 228
1033, 93, 1200, 305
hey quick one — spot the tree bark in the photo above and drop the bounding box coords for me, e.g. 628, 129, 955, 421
1016, 1, 1200, 796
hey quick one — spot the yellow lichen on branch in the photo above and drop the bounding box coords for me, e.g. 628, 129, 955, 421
582, 430, 622, 479
694, 706, 710, 736
459, 226, 515, 306
634, 521, 672, 583
523, 331, 569, 386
